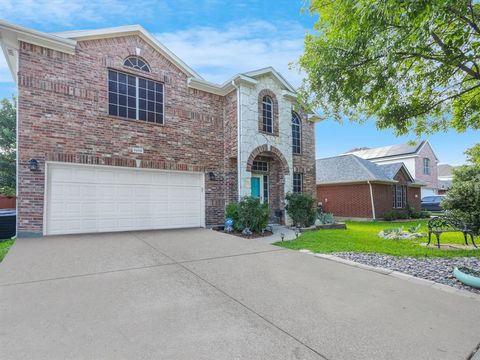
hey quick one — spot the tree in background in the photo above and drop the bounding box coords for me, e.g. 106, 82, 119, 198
299, 0, 480, 135
0, 97, 16, 195
443, 145, 480, 234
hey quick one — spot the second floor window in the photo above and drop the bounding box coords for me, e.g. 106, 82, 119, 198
124, 56, 150, 72
423, 158, 430, 175
108, 69, 164, 124
292, 111, 301, 154
262, 96, 273, 133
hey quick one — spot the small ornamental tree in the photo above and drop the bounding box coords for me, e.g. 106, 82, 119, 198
285, 192, 316, 227
442, 145, 480, 234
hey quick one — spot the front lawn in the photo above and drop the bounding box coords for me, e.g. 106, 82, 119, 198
275, 220, 480, 258
0, 239, 14, 262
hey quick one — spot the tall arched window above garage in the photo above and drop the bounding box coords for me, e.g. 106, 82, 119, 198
292, 111, 301, 154
124, 56, 150, 72
262, 96, 273, 133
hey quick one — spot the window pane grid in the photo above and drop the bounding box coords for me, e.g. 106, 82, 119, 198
252, 160, 268, 172
293, 173, 303, 193
292, 112, 301, 154
262, 96, 273, 133
108, 69, 163, 124
263, 175, 269, 204
393, 185, 406, 208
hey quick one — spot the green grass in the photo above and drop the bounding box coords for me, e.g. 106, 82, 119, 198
275, 220, 480, 258
0, 239, 14, 262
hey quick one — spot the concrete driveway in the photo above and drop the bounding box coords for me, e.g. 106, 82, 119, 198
1, 229, 479, 360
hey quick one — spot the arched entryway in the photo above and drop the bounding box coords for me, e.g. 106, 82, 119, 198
246, 145, 289, 224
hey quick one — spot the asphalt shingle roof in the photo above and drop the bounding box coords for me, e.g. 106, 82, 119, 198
345, 141, 425, 160
316, 155, 400, 184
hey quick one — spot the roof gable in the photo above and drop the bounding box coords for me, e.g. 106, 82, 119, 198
316, 155, 394, 184
53, 25, 201, 79
242, 67, 296, 92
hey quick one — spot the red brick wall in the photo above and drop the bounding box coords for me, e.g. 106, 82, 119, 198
292, 111, 316, 197
316, 184, 373, 218
317, 178, 421, 219
17, 36, 227, 234
414, 142, 438, 190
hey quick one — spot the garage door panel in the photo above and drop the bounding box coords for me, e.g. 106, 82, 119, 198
46, 164, 204, 235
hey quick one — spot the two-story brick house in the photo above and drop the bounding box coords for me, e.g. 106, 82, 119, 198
0, 20, 317, 236
346, 141, 439, 197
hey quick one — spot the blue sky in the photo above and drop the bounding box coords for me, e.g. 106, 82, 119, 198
0, 0, 478, 164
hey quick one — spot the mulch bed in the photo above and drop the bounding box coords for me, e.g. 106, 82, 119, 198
213, 228, 273, 239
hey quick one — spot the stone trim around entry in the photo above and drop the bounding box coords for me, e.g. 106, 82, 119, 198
246, 144, 289, 175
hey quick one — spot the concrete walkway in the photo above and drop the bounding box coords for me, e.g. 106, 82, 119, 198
1, 228, 479, 359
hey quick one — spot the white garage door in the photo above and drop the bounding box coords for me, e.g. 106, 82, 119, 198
45, 163, 205, 235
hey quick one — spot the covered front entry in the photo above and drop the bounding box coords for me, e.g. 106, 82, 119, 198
44, 162, 205, 235
246, 145, 290, 224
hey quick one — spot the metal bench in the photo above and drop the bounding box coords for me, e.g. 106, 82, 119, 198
427, 215, 477, 249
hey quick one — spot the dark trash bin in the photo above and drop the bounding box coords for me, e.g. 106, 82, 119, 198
0, 209, 16, 239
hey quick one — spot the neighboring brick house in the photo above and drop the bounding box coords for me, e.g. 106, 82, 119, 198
316, 155, 422, 219
346, 141, 439, 197
437, 164, 457, 194
0, 20, 318, 236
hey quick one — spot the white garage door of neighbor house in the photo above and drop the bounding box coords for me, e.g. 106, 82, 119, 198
45, 163, 205, 235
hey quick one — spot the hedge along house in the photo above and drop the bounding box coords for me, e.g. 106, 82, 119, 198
316, 155, 423, 220
0, 20, 318, 237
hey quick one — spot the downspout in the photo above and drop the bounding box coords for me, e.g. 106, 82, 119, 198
232, 79, 241, 201
367, 181, 376, 220
14, 49, 19, 237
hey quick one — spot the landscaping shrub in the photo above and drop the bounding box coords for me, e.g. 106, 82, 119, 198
285, 192, 316, 227
230, 196, 269, 233
0, 186, 15, 197
406, 203, 430, 219
225, 202, 241, 231
383, 210, 409, 221
316, 211, 335, 224
383, 206, 429, 221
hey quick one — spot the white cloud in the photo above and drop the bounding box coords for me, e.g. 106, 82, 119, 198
0, 0, 163, 27
156, 20, 306, 86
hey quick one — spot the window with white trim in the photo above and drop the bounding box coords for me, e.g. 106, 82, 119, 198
263, 175, 269, 204
293, 173, 303, 193
108, 69, 164, 124
124, 56, 150, 72
262, 96, 273, 133
393, 185, 406, 208
423, 158, 430, 175
292, 111, 301, 154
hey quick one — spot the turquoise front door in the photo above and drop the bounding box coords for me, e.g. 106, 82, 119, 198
251, 177, 261, 198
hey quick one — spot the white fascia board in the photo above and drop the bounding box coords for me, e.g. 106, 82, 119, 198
53, 25, 201, 79
243, 66, 296, 92
282, 89, 297, 101
371, 154, 418, 162
0, 19, 76, 54
317, 179, 397, 186
188, 74, 256, 96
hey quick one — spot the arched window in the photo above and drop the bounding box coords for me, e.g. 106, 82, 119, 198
124, 56, 150, 72
292, 111, 301, 154
262, 96, 273, 133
